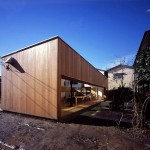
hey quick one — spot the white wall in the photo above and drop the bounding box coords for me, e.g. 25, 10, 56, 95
108, 67, 134, 90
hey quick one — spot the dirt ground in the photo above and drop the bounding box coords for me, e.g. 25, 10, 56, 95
0, 110, 150, 150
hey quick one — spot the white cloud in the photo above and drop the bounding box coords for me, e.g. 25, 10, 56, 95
102, 53, 135, 70
147, 9, 150, 12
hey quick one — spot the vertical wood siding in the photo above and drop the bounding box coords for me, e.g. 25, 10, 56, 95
2, 39, 58, 119
58, 38, 107, 87
2, 37, 107, 120
57, 38, 107, 119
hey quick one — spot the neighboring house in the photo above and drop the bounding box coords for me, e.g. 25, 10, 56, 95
98, 69, 108, 97
1, 36, 107, 120
98, 69, 108, 77
107, 64, 134, 90
134, 30, 150, 94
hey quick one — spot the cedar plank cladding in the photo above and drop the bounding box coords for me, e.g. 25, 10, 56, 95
58, 38, 106, 87
2, 36, 107, 120
2, 38, 58, 119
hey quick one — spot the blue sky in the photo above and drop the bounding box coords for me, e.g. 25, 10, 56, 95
0, 0, 150, 75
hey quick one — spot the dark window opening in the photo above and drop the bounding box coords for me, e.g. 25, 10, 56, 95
113, 73, 124, 80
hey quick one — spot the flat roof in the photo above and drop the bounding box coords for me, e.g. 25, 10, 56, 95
2, 36, 105, 78
2, 35, 59, 58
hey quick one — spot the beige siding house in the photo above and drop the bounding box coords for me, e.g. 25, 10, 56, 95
107, 65, 134, 90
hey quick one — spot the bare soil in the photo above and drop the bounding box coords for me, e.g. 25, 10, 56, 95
0, 110, 150, 150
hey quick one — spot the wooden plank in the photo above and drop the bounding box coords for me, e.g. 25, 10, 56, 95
25, 47, 35, 115
2, 38, 58, 119
58, 38, 107, 87
21, 51, 27, 113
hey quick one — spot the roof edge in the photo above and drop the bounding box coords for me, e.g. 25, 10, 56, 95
58, 38, 105, 78
107, 64, 134, 71
2, 35, 106, 80
2, 35, 59, 58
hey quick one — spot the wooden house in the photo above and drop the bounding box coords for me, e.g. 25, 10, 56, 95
1, 36, 107, 120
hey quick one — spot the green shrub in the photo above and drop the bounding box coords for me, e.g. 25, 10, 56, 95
107, 87, 133, 110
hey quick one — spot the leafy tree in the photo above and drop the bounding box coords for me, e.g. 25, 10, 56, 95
134, 46, 150, 128
134, 46, 150, 82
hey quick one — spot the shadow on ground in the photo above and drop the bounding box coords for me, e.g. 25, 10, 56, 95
69, 115, 132, 128
68, 105, 132, 128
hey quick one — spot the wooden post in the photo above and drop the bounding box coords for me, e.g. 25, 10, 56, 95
70, 81, 73, 107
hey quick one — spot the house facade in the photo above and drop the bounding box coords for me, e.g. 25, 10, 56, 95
107, 64, 134, 90
1, 36, 107, 120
